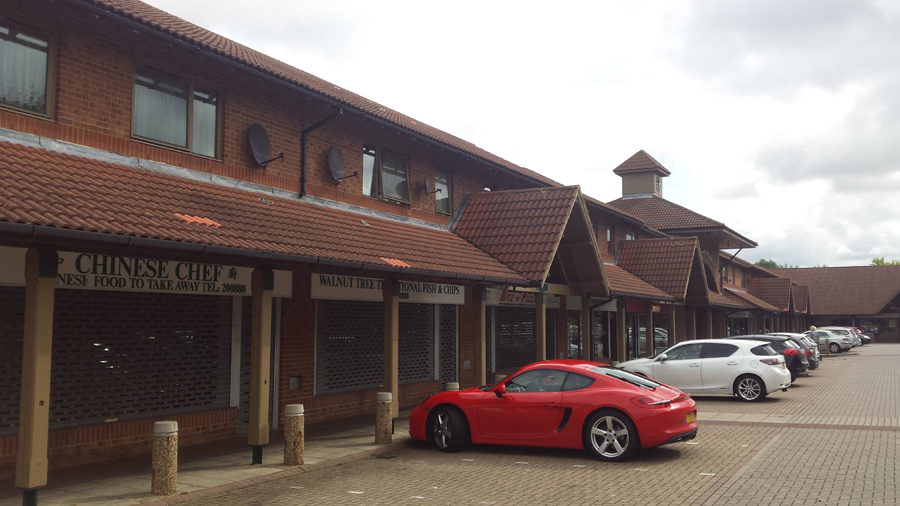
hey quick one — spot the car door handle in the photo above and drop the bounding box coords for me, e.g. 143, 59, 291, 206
545, 402, 559, 408
689, 364, 700, 367
727, 361, 739, 365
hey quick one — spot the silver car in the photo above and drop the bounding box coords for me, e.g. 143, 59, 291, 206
808, 329, 853, 353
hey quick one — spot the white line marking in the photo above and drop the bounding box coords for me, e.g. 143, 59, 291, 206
634, 468, 649, 471
573, 465, 587, 468
348, 491, 365, 494
289, 486, 304, 489
686, 442, 700, 445
699, 473, 717, 476
462, 458, 475, 461
515, 461, 529, 465
410, 496, 425, 499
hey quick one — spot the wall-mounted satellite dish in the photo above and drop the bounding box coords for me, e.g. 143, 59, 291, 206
328, 146, 358, 185
422, 178, 441, 196
248, 123, 284, 168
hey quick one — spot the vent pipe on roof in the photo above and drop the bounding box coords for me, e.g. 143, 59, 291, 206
300, 108, 342, 197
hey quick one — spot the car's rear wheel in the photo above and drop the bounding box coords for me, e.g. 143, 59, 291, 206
583, 410, 638, 462
829, 342, 840, 354
431, 406, 468, 453
735, 374, 767, 401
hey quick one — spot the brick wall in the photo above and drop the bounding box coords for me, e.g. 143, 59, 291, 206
0, 407, 238, 480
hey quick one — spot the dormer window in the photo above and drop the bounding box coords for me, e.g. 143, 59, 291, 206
362, 146, 410, 203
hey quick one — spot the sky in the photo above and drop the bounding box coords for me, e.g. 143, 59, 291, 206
143, 0, 900, 268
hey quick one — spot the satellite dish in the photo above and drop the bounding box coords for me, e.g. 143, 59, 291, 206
328, 146, 358, 185
423, 178, 432, 194
248, 123, 284, 168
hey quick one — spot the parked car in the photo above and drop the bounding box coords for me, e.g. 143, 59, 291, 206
409, 360, 698, 462
617, 339, 791, 402
727, 335, 808, 381
851, 327, 872, 345
818, 327, 860, 348
808, 328, 853, 353
769, 333, 819, 370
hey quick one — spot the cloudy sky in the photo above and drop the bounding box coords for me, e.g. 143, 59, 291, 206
144, 0, 900, 267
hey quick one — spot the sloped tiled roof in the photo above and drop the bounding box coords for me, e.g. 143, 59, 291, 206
724, 288, 781, 312
0, 142, 526, 281
710, 290, 745, 309
604, 264, 675, 301
720, 252, 780, 279
453, 187, 579, 282
612, 150, 671, 176
749, 278, 793, 311
609, 194, 725, 231
774, 266, 900, 316
81, 0, 557, 188
793, 285, 810, 313
616, 238, 701, 300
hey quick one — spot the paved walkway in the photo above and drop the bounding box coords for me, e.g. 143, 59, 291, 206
0, 414, 412, 506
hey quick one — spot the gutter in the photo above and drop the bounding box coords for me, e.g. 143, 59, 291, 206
0, 222, 536, 287
74, 0, 552, 190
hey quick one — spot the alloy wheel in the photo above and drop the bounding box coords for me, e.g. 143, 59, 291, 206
590, 415, 630, 458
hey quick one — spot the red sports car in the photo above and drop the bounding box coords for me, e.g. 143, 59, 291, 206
409, 360, 698, 462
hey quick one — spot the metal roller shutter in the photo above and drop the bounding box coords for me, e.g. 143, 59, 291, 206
438, 305, 458, 388
546, 311, 557, 360
398, 303, 435, 385
315, 300, 383, 395
495, 307, 536, 374
0, 287, 233, 436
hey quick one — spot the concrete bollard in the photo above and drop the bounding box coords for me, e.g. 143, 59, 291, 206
284, 404, 305, 466
151, 421, 178, 496
445, 382, 459, 392
375, 392, 392, 444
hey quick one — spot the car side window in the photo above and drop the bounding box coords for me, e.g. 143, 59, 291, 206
701, 343, 738, 359
506, 369, 567, 393
664, 343, 702, 360
560, 372, 595, 392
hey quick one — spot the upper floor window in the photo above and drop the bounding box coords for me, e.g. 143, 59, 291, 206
0, 21, 52, 116
362, 146, 409, 203
434, 169, 451, 214
607, 226, 614, 255
625, 232, 636, 241
133, 68, 218, 158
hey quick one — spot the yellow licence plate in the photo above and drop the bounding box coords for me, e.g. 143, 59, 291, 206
686, 411, 696, 424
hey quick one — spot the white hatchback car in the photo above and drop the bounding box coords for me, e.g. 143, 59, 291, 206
616, 339, 792, 402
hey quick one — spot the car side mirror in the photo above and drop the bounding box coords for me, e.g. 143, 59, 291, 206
658, 354, 668, 363
495, 383, 506, 398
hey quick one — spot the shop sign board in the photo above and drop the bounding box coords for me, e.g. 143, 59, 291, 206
311, 273, 464, 305
0, 247, 292, 297
485, 288, 560, 308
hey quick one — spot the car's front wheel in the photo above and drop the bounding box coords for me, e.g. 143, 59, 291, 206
829, 342, 840, 354
735, 374, 767, 401
583, 410, 638, 462
431, 406, 468, 453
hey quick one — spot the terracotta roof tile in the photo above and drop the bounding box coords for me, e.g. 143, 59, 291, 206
453, 187, 579, 281
608, 194, 723, 231
83, 0, 558, 188
0, 142, 525, 281
748, 278, 793, 311
723, 288, 781, 312
710, 290, 745, 309
616, 238, 700, 300
612, 150, 671, 176
793, 285, 810, 313
773, 266, 900, 316
604, 264, 675, 301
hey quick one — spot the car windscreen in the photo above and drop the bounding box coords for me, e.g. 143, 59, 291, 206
750, 344, 778, 356
783, 340, 800, 350
591, 366, 661, 390
830, 329, 851, 336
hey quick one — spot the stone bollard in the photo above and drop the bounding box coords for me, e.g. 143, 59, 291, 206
445, 382, 459, 392
151, 421, 178, 496
284, 404, 305, 466
375, 392, 392, 444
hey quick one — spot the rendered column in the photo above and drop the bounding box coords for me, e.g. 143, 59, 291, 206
581, 295, 591, 361
383, 278, 399, 418
616, 299, 626, 364
151, 421, 178, 496
668, 306, 677, 346
16, 248, 57, 501
248, 268, 273, 463
472, 287, 487, 386
645, 304, 655, 357
375, 392, 393, 444
283, 404, 304, 465
535, 293, 547, 361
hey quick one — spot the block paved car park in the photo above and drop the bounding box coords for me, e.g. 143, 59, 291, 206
168, 344, 900, 506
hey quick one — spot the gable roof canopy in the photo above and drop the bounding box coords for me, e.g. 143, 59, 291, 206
749, 278, 794, 312
722, 288, 781, 312
774, 266, 900, 316
453, 186, 609, 297
710, 290, 746, 309
793, 285, 810, 314
0, 141, 528, 284
616, 238, 710, 306
78, 0, 559, 189
612, 150, 672, 177
609, 195, 757, 250
604, 264, 676, 302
